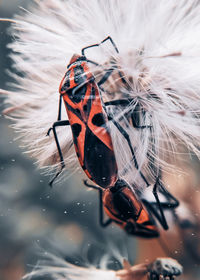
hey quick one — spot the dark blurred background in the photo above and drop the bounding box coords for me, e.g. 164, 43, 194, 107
0, 2, 136, 280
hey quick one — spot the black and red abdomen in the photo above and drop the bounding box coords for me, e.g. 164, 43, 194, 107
59, 55, 118, 188
102, 181, 159, 237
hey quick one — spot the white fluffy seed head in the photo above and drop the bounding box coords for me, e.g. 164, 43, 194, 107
2, 0, 200, 190
22, 254, 120, 280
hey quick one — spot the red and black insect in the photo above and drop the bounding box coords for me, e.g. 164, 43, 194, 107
48, 36, 179, 235
47, 36, 148, 188
84, 179, 159, 238
84, 173, 179, 238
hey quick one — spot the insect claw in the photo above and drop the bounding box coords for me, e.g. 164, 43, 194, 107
49, 161, 65, 187
46, 127, 53, 136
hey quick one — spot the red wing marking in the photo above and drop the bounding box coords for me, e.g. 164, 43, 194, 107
87, 83, 114, 151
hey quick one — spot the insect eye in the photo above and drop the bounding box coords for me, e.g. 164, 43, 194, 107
92, 113, 105, 126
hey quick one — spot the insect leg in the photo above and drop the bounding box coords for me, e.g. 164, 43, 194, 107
57, 94, 62, 121
83, 180, 112, 227
47, 120, 70, 186
152, 179, 169, 230
107, 115, 150, 187
101, 36, 119, 53
142, 198, 168, 230
82, 36, 119, 56
149, 168, 179, 209
98, 66, 119, 86
142, 178, 174, 230
130, 103, 152, 129
98, 189, 113, 227
83, 179, 100, 190
105, 99, 133, 106
156, 180, 179, 209
105, 100, 152, 129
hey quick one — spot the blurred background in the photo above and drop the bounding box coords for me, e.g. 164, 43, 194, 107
0, 1, 200, 280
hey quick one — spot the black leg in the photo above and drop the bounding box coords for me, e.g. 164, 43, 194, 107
157, 180, 179, 209
152, 180, 169, 230
107, 115, 150, 187
83, 179, 99, 190
98, 189, 113, 227
47, 120, 70, 186
57, 94, 62, 121
130, 103, 152, 129
151, 168, 179, 209
98, 60, 131, 90
82, 36, 119, 56
105, 99, 152, 129
105, 99, 132, 106
142, 199, 168, 230
83, 180, 112, 227
82, 36, 130, 88
142, 179, 179, 230
98, 66, 116, 86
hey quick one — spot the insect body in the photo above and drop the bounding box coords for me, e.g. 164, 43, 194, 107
102, 183, 158, 237
59, 53, 118, 188
48, 36, 148, 188
48, 36, 179, 236
84, 179, 159, 238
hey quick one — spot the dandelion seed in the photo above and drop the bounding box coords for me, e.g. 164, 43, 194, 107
22, 253, 182, 280
1, 0, 200, 191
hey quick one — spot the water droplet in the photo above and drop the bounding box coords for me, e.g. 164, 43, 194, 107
64, 210, 67, 214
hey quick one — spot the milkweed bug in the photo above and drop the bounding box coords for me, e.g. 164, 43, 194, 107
47, 36, 179, 233
84, 175, 179, 237
47, 36, 149, 188
84, 179, 159, 238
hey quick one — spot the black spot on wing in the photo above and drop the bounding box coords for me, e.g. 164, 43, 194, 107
71, 123, 82, 138
72, 83, 87, 103
92, 113, 105, 126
